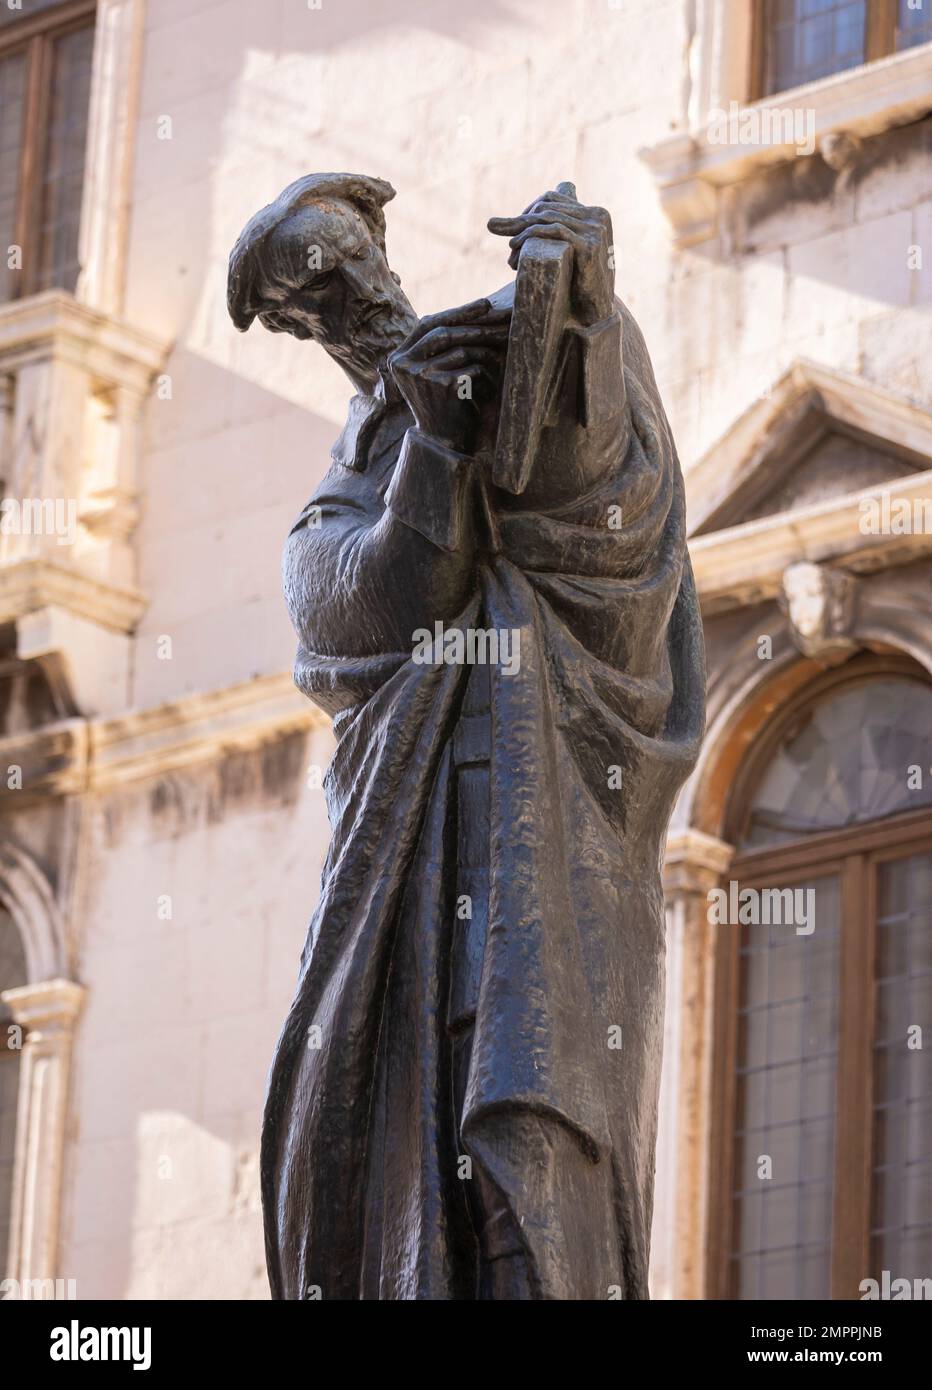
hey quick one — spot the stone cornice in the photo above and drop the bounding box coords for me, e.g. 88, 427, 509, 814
0, 561, 147, 634
640, 42, 932, 245
0, 291, 168, 394
684, 360, 932, 613
686, 360, 932, 536
689, 469, 932, 614
89, 671, 327, 790
0, 673, 328, 803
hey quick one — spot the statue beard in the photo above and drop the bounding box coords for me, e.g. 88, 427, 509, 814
326, 303, 417, 386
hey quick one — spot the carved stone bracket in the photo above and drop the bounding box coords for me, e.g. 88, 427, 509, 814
780, 560, 859, 662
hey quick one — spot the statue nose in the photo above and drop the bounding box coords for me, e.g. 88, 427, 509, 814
342, 262, 374, 296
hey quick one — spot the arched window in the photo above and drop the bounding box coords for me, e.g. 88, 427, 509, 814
710, 661, 932, 1299
0, 907, 27, 1278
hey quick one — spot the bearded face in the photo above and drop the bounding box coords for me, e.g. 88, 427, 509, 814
251, 199, 417, 388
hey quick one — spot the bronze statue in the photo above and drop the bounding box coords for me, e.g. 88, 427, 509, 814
228, 175, 705, 1300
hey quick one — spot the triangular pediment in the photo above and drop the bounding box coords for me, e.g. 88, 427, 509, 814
686, 361, 932, 537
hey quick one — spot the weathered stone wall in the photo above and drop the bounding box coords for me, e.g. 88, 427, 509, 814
63, 723, 333, 1297
58, 0, 931, 1298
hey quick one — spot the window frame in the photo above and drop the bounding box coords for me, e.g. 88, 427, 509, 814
0, 0, 97, 301
707, 658, 932, 1299
752, 0, 915, 100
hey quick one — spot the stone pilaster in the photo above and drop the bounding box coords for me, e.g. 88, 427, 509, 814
1, 979, 86, 1290
652, 830, 734, 1300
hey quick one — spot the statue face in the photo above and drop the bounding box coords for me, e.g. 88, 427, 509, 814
253, 199, 417, 386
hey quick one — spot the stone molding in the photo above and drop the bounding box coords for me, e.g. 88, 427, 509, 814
0, 566, 146, 635
0, 845, 68, 983
640, 24, 932, 245
90, 672, 327, 790
663, 828, 735, 895
0, 291, 166, 392
685, 361, 932, 614
690, 469, 932, 614
656, 828, 735, 1301
686, 360, 932, 534
0, 672, 328, 806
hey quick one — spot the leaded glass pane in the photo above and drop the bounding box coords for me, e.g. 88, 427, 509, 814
870, 853, 932, 1285
0, 51, 25, 305
729, 874, 840, 1299
897, 0, 932, 50
764, 0, 867, 94
35, 22, 94, 294
0, 909, 26, 1022
740, 679, 932, 851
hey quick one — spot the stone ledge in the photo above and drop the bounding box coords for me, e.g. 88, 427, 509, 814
0, 672, 328, 803
0, 290, 167, 392
0, 561, 147, 635
640, 43, 932, 245
690, 469, 932, 613
90, 671, 327, 791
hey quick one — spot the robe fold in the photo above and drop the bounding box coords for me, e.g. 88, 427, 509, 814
262, 296, 705, 1300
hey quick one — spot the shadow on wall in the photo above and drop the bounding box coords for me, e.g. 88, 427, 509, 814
128, 1, 930, 612
128, 0, 550, 707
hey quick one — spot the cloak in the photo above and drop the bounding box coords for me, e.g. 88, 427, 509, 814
261, 297, 705, 1299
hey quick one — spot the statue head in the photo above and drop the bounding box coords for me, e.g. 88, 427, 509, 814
227, 173, 418, 393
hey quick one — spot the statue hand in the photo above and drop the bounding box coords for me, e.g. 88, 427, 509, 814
389, 299, 509, 454
487, 183, 615, 326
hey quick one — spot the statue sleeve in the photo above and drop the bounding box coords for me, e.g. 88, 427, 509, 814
383, 429, 476, 553
283, 432, 479, 660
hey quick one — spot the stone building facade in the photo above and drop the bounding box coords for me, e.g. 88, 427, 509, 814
0, 0, 930, 1299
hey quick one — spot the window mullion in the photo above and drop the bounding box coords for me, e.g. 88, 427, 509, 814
16, 33, 52, 298
748, 0, 767, 103
866, 0, 898, 62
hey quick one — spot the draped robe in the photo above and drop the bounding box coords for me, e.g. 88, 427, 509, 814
261, 290, 705, 1300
